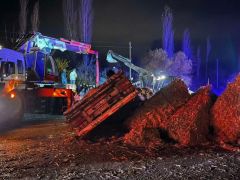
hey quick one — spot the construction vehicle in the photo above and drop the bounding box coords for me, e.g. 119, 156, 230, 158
106, 50, 176, 92
64, 71, 139, 137
0, 32, 99, 122
107, 50, 154, 88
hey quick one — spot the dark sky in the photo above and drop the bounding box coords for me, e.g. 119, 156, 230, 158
0, 0, 240, 72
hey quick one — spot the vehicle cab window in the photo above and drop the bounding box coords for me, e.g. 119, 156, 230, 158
45, 58, 53, 75
17, 60, 24, 74
0, 61, 15, 77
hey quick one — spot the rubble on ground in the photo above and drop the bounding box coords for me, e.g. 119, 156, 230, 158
124, 79, 190, 146
167, 86, 212, 146
211, 74, 240, 146
64, 73, 240, 150
0, 120, 239, 179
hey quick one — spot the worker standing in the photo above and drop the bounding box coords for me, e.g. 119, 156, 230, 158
70, 68, 77, 85
61, 69, 67, 85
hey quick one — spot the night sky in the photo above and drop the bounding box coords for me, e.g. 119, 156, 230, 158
0, 0, 240, 73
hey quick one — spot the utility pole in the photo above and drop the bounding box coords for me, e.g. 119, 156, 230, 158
129, 41, 132, 81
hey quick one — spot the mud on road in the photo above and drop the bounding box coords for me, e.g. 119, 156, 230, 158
0, 117, 239, 180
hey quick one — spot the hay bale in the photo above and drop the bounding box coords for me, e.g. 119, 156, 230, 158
211, 74, 240, 145
167, 86, 212, 146
124, 79, 190, 146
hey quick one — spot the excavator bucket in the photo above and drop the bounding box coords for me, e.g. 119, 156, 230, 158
64, 71, 138, 138
106, 50, 118, 63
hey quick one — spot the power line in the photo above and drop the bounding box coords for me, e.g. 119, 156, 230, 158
93, 45, 128, 49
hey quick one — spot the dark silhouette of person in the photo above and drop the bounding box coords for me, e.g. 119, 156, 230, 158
26, 67, 39, 81
106, 69, 115, 78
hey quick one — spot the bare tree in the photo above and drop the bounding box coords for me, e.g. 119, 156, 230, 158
19, 0, 29, 35
196, 46, 201, 80
162, 6, 174, 58
63, 0, 78, 40
77, 0, 94, 86
62, 0, 95, 86
205, 37, 211, 81
31, 1, 40, 32
80, 0, 93, 43
216, 58, 219, 88
238, 56, 240, 72
4, 24, 8, 42
182, 28, 192, 59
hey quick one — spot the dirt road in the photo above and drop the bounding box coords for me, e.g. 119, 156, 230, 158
0, 116, 239, 179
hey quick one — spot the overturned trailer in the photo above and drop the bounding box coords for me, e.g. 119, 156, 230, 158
64, 71, 139, 137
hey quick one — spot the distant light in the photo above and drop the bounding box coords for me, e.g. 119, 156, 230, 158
10, 93, 15, 99
0, 45, 2, 50
188, 88, 194, 94
157, 75, 166, 80
161, 75, 166, 79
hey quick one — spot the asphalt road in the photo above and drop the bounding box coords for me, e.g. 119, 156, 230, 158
0, 116, 239, 179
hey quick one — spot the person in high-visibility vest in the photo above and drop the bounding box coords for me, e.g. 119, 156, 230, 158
61, 69, 67, 85
70, 68, 77, 85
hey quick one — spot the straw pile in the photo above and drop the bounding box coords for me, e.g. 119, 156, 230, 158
211, 74, 240, 145
124, 79, 190, 146
168, 86, 212, 146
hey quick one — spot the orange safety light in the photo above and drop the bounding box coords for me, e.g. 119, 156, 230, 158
10, 93, 15, 99
53, 92, 57, 97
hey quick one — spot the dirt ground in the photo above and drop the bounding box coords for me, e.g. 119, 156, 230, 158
0, 115, 239, 180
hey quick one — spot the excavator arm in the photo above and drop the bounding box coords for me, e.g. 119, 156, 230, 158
17, 32, 99, 85
106, 50, 154, 87
106, 50, 153, 77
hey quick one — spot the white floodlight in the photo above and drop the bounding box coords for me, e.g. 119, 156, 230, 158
157, 75, 166, 80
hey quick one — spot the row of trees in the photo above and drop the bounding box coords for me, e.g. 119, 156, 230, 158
19, 0, 40, 35
142, 6, 193, 86
62, 0, 93, 43
142, 6, 222, 89
4, 0, 39, 47
17, 0, 95, 86
62, 0, 95, 86
18, 0, 94, 43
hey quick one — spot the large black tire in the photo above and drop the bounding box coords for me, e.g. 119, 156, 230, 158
0, 92, 24, 129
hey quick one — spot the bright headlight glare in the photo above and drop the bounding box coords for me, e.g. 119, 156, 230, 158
161, 75, 166, 79
157, 75, 166, 80
10, 93, 15, 99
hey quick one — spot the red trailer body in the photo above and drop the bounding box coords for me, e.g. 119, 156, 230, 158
64, 71, 138, 137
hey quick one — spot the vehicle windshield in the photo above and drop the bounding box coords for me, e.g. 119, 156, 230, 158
0, 62, 16, 78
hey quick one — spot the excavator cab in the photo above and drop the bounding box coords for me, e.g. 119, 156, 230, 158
44, 56, 59, 82
25, 51, 59, 82
0, 48, 26, 83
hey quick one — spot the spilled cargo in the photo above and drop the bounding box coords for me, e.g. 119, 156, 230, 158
64, 71, 138, 137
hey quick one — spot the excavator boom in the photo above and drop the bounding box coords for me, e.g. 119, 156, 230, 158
107, 50, 153, 76
106, 50, 154, 87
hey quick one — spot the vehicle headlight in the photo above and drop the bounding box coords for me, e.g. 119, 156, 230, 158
157, 75, 166, 80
